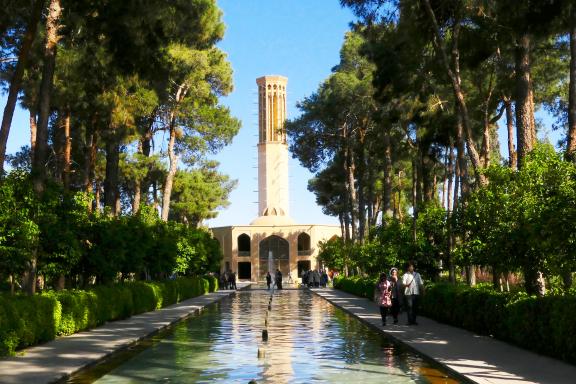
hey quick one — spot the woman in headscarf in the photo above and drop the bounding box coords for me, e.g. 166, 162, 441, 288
389, 267, 401, 324
376, 272, 392, 326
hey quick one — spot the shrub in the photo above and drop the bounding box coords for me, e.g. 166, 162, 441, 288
206, 275, 218, 292
419, 284, 576, 365
0, 276, 213, 357
0, 294, 60, 356
334, 276, 378, 301
335, 279, 576, 364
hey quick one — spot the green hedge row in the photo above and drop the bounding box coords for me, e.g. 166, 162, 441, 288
334, 277, 576, 364
334, 276, 377, 300
0, 276, 217, 357
419, 284, 576, 364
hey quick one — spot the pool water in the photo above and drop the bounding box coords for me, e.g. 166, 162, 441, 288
66, 287, 462, 384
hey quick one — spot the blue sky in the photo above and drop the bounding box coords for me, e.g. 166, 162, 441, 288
2, 0, 563, 228
205, 0, 357, 227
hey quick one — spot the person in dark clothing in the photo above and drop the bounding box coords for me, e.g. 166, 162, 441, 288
266, 271, 272, 290
302, 270, 309, 287
275, 269, 283, 290
228, 271, 237, 290
389, 267, 401, 324
320, 270, 328, 287
220, 272, 228, 290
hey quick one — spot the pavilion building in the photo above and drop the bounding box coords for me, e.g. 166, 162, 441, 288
211, 75, 340, 281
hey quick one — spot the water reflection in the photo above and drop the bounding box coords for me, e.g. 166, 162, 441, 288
68, 288, 461, 384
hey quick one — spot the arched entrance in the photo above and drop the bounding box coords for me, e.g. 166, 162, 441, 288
259, 235, 289, 280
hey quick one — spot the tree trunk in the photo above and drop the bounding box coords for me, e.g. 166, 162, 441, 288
415, 146, 423, 210
30, 110, 37, 163
140, 113, 155, 205
84, 128, 98, 212
411, 156, 418, 245
104, 133, 120, 215
26, 0, 61, 296
383, 128, 393, 219
456, 113, 469, 196
152, 181, 159, 210
481, 114, 491, 169
442, 148, 448, 209
422, 152, 434, 202
480, 71, 496, 169
447, 141, 454, 212
63, 109, 71, 190
447, 141, 455, 283
562, 270, 573, 292
356, 147, 367, 243
23, 252, 37, 296
132, 137, 143, 214
466, 265, 476, 286
95, 181, 101, 213
515, 33, 536, 167
568, 10, 576, 161
161, 87, 187, 221
32, 0, 61, 195
161, 121, 178, 221
0, 0, 44, 174
492, 265, 499, 290
56, 275, 65, 290
343, 207, 351, 242
504, 98, 517, 169
346, 145, 358, 241
421, 0, 486, 186
366, 164, 374, 230
453, 160, 460, 211
133, 176, 141, 214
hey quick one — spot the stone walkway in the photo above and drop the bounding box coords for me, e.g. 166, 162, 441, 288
0, 284, 250, 384
312, 287, 576, 384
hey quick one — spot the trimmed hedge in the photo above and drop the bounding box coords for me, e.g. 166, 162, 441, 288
335, 277, 576, 364
0, 276, 216, 357
334, 276, 377, 300
0, 295, 60, 356
420, 284, 576, 364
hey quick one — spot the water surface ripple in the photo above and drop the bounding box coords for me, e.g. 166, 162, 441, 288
68, 287, 461, 384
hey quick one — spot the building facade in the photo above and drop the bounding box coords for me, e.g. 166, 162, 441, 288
211, 75, 340, 281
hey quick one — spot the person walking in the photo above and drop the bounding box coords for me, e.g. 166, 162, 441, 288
266, 271, 272, 290
275, 268, 283, 290
228, 271, 237, 290
302, 270, 309, 287
402, 262, 424, 325
287, 272, 294, 284
312, 269, 320, 287
389, 267, 401, 324
321, 270, 328, 287
376, 272, 392, 326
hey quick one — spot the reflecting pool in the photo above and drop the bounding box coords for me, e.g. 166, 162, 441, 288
67, 287, 462, 383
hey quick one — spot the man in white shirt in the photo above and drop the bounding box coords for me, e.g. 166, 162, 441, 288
402, 261, 424, 325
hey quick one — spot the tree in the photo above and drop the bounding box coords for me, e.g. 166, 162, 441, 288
160, 45, 239, 221
0, 0, 43, 174
169, 162, 237, 226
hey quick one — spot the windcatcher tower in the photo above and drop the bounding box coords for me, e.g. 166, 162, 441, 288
251, 75, 294, 225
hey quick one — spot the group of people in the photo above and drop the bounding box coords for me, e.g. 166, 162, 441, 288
376, 261, 423, 326
265, 269, 285, 290
218, 270, 237, 290
264, 268, 330, 290
301, 269, 329, 288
